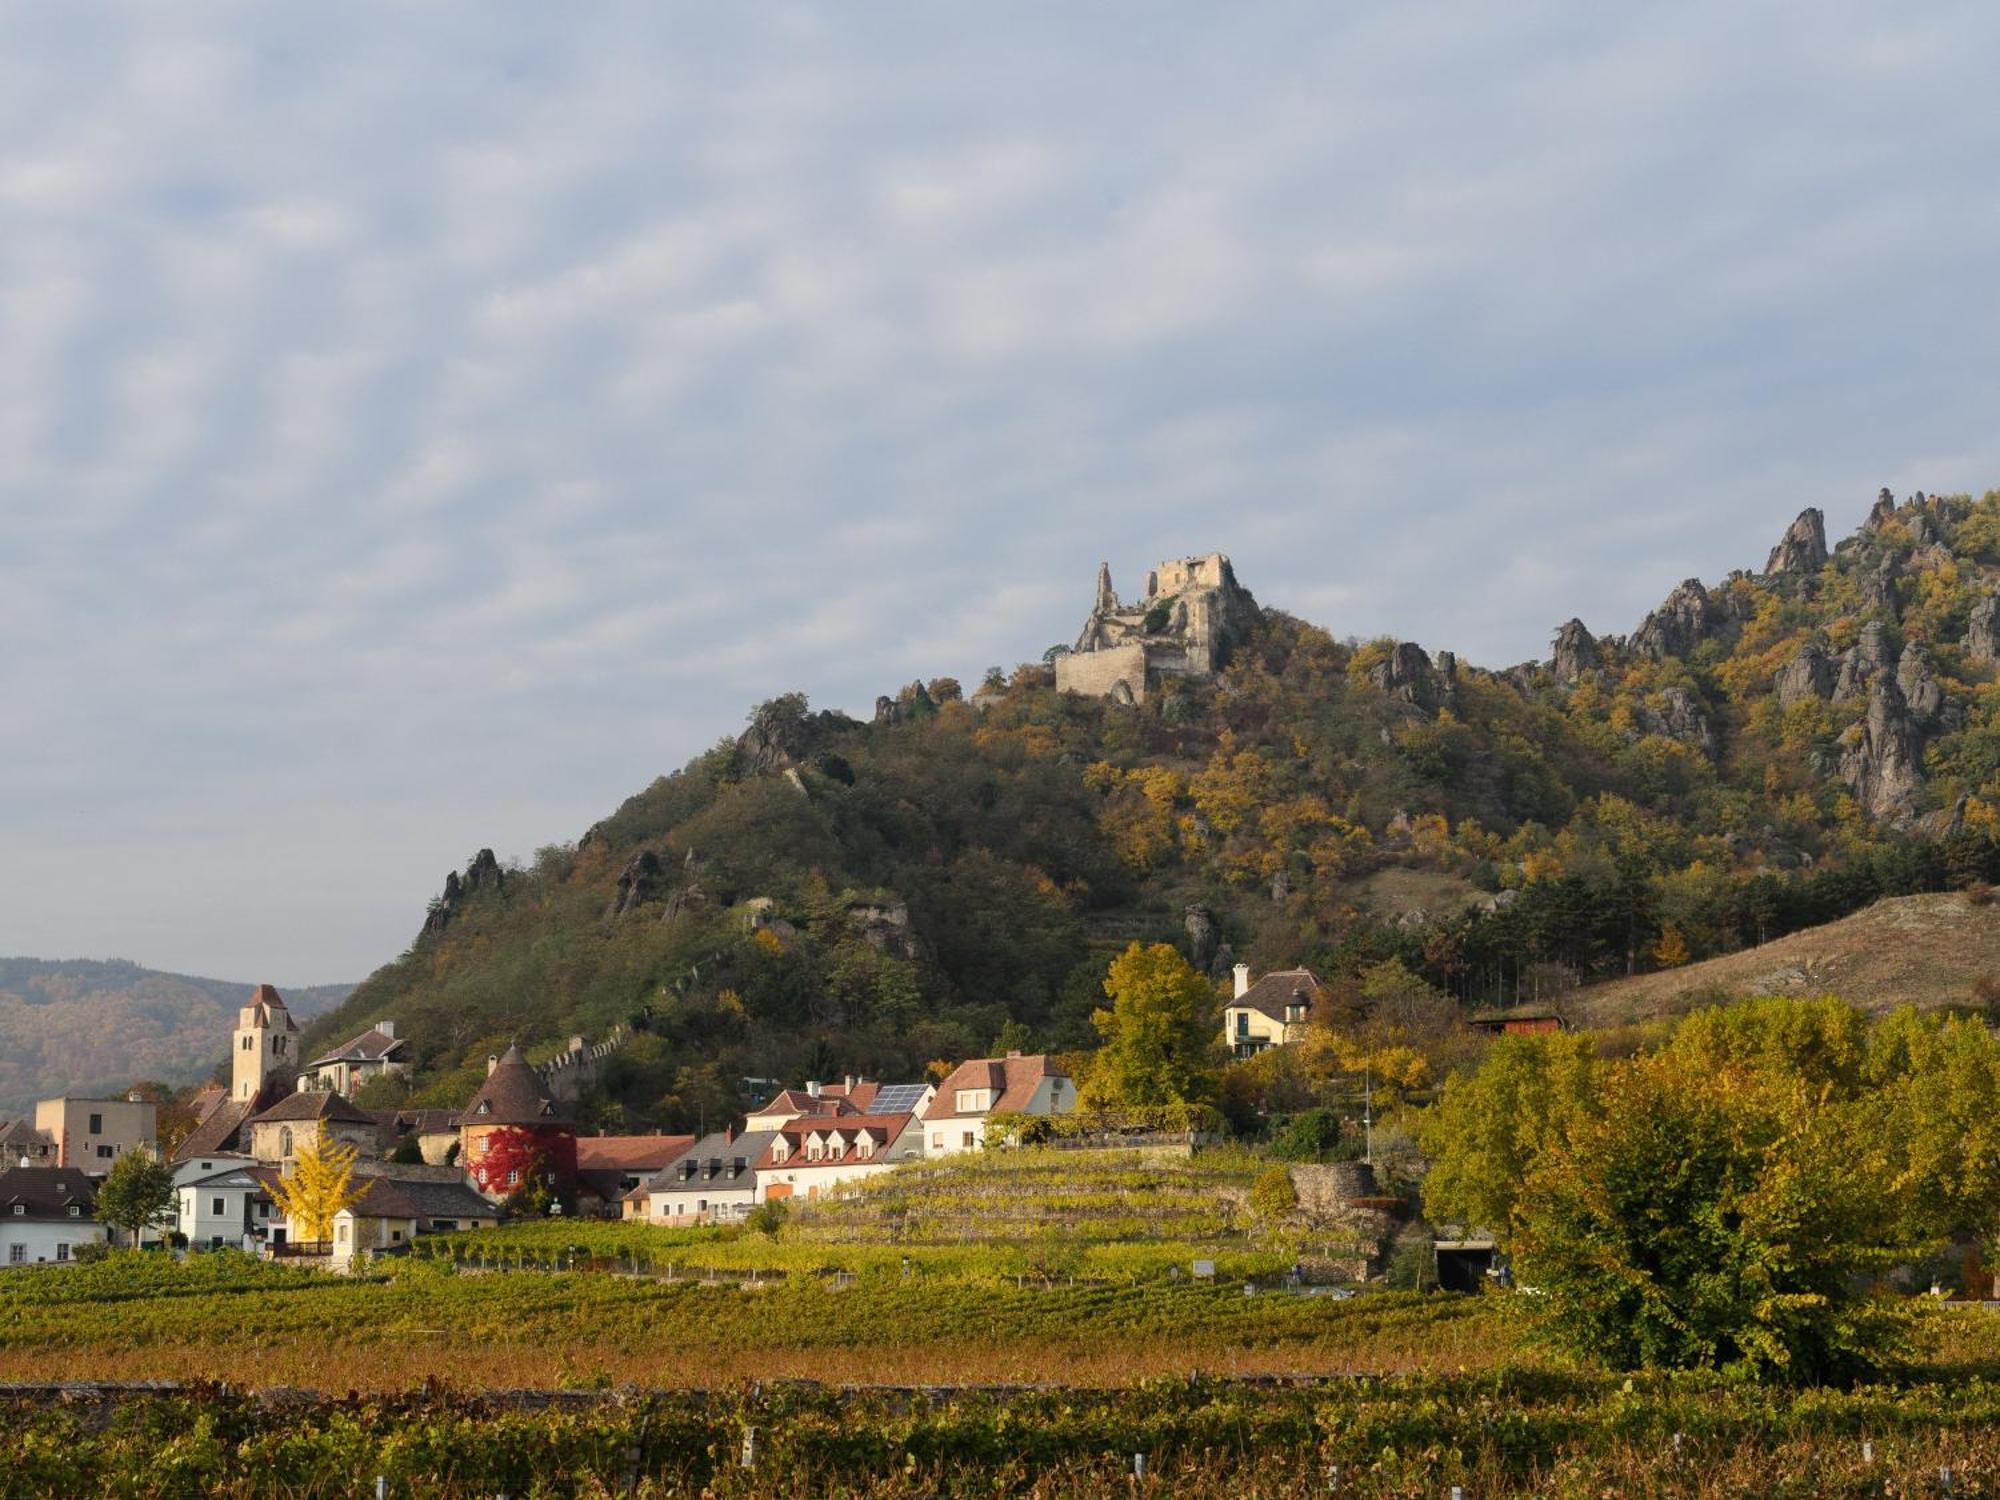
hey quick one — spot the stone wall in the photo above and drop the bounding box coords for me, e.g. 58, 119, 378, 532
1054, 641, 1150, 702
1290, 1161, 1377, 1218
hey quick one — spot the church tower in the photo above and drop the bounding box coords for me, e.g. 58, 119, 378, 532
232, 984, 298, 1102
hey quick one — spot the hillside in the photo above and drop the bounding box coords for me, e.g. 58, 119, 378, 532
308, 489, 2000, 1128
1568, 892, 2000, 1027
0, 959, 350, 1116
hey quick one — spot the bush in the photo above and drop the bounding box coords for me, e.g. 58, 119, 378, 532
1248, 1166, 1298, 1221
1269, 1107, 1348, 1162
70, 1242, 112, 1265
745, 1200, 789, 1237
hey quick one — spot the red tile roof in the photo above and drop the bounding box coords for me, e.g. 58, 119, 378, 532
754, 1112, 916, 1170
922, 1055, 1066, 1121
456, 1045, 573, 1128
246, 984, 297, 1031
574, 1135, 696, 1171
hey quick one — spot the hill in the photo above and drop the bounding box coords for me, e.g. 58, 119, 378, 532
0, 959, 350, 1116
1568, 892, 2000, 1028
307, 489, 2000, 1128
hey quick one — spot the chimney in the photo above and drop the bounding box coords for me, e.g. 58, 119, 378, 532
487, 1053, 500, 1076
379, 1020, 395, 1039
1006, 1050, 1022, 1059
844, 1075, 856, 1091
1233, 963, 1251, 999
723, 1123, 736, 1143
806, 1080, 821, 1098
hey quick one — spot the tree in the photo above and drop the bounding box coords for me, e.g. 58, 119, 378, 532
1079, 943, 1221, 1111
1652, 925, 1690, 967
270, 1136, 362, 1247
475, 1126, 575, 1214
93, 1150, 175, 1248
1420, 1031, 1598, 1232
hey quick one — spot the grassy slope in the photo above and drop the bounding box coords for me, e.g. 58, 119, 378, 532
1569, 892, 2000, 1027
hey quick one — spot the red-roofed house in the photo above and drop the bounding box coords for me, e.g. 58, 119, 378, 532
573, 1134, 695, 1216
921, 1053, 1075, 1155
754, 1112, 921, 1202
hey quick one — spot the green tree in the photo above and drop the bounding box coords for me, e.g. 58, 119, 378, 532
93, 1150, 175, 1248
1511, 1049, 1919, 1382
1419, 1030, 1598, 1232
1079, 943, 1221, 1111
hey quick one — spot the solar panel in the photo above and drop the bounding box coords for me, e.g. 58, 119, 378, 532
871, 1084, 928, 1114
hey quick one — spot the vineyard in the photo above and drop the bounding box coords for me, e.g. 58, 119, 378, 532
14, 1370, 2000, 1497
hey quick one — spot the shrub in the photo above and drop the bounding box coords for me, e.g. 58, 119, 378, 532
1248, 1166, 1298, 1221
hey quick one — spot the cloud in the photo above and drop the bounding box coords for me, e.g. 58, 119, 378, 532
3, 1, 2000, 978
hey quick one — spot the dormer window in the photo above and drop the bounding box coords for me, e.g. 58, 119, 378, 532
10, 1204, 22, 1216
476, 1101, 491, 1115
67, 1206, 80, 1217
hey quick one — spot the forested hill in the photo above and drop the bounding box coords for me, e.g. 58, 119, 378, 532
309, 488, 2000, 1131
0, 960, 350, 1116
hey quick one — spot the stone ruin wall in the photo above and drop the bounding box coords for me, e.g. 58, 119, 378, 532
1054, 640, 1151, 702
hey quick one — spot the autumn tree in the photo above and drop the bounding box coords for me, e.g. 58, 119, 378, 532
93, 1150, 175, 1248
270, 1136, 362, 1247
1080, 943, 1220, 1113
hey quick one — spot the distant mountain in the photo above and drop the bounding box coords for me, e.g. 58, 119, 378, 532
310, 490, 2000, 1129
0, 959, 351, 1117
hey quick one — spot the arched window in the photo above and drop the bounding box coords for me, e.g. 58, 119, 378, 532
279, 1127, 293, 1158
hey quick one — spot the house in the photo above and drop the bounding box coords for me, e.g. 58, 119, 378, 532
0, 1167, 104, 1266
1467, 1009, 1567, 1037
745, 1078, 935, 1132
0, 1118, 55, 1168
637, 1128, 776, 1223
299, 1172, 501, 1269
246, 1089, 381, 1167
172, 985, 303, 1165
1223, 965, 1320, 1057
456, 1045, 577, 1198
31, 1095, 157, 1172
921, 1053, 1075, 1155
300, 1021, 410, 1097
176, 1163, 282, 1251
573, 1135, 695, 1216
755, 1112, 921, 1203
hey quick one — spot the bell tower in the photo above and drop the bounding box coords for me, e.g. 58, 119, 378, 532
232, 984, 297, 1102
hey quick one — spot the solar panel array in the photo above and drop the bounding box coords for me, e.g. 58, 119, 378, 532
870, 1083, 930, 1115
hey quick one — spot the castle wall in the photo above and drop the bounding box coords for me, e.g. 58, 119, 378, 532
1151, 554, 1228, 597
1056, 641, 1150, 702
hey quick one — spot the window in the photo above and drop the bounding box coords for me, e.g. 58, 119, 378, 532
274, 1037, 287, 1055
88, 1113, 103, 1134
258, 1203, 270, 1218
7, 1245, 21, 1263
506, 1169, 520, 1186
337, 1223, 348, 1243
1235, 1013, 1250, 1037
857, 1136, 874, 1160
954, 1089, 992, 1114
212, 1198, 225, 1216
241, 1036, 253, 1051
961, 1132, 975, 1150
97, 1145, 113, 1159
67, 1206, 80, 1218
391, 1230, 403, 1243
55, 1243, 69, 1262
279, 1128, 293, 1158
931, 1134, 942, 1151
9, 1205, 21, 1216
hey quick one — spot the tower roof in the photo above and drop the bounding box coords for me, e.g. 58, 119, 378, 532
456, 1044, 573, 1128
244, 984, 297, 1031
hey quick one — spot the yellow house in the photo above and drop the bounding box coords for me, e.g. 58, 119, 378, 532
1222, 965, 1321, 1058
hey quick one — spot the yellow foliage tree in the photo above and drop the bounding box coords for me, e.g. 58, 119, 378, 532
270, 1135, 362, 1246
1653, 925, 1691, 968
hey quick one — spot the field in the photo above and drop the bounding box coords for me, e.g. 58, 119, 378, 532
1571, 892, 2000, 1026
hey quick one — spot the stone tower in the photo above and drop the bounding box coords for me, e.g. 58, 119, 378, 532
232, 984, 298, 1102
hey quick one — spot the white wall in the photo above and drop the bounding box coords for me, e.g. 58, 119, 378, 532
0, 1216, 106, 1266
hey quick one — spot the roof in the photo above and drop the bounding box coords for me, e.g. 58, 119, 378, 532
180, 1165, 279, 1195
173, 1098, 256, 1163
923, 1055, 1066, 1121
0, 1119, 53, 1151
750, 1089, 858, 1121
868, 1083, 932, 1116
754, 1113, 915, 1170
375, 1108, 460, 1137
574, 1135, 695, 1172
245, 984, 297, 1031
456, 1045, 573, 1128
1230, 968, 1322, 1023
644, 1130, 778, 1193
342, 1176, 423, 1221
249, 1089, 379, 1126
359, 1175, 496, 1227
0, 1166, 96, 1218
307, 1027, 407, 1069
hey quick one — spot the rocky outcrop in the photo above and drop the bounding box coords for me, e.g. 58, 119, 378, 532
1368, 642, 1450, 713
1967, 595, 2000, 664
1774, 641, 1832, 708
1894, 640, 1947, 727
874, 682, 936, 725
1861, 552, 1901, 618
1841, 677, 1927, 823
849, 900, 921, 960
1638, 685, 1716, 756
737, 695, 860, 775
1184, 904, 1219, 973
1765, 507, 1828, 577
1550, 619, 1597, 684
1631, 579, 1714, 660
1868, 487, 1897, 529
608, 851, 663, 919
1833, 621, 1895, 703
424, 849, 503, 934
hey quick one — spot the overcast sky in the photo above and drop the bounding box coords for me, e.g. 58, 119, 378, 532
4, 4, 1999, 984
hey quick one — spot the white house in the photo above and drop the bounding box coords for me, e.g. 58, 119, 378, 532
754, 1113, 922, 1203
0, 1167, 105, 1267
920, 1053, 1076, 1155
301, 1022, 411, 1098
638, 1128, 776, 1223
320, 1175, 500, 1268
176, 1163, 282, 1252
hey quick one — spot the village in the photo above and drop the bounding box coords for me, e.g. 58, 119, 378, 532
0, 981, 1098, 1272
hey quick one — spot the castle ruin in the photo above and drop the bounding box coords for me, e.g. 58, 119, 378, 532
1054, 552, 1260, 704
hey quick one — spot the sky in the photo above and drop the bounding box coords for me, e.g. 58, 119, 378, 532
4, 3, 2000, 984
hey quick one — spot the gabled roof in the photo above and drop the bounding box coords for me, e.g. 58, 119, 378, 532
750, 1089, 859, 1121
456, 1045, 574, 1128
575, 1135, 696, 1172
755, 1113, 914, 1170
1231, 968, 1322, 1023
244, 984, 297, 1031
173, 1098, 257, 1163
250, 1089, 378, 1126
179, 1165, 279, 1195
0, 1118, 54, 1152
923, 1055, 1066, 1121
342, 1176, 422, 1221
644, 1130, 777, 1193
0, 1166, 96, 1219
374, 1107, 460, 1137
307, 1027, 406, 1069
